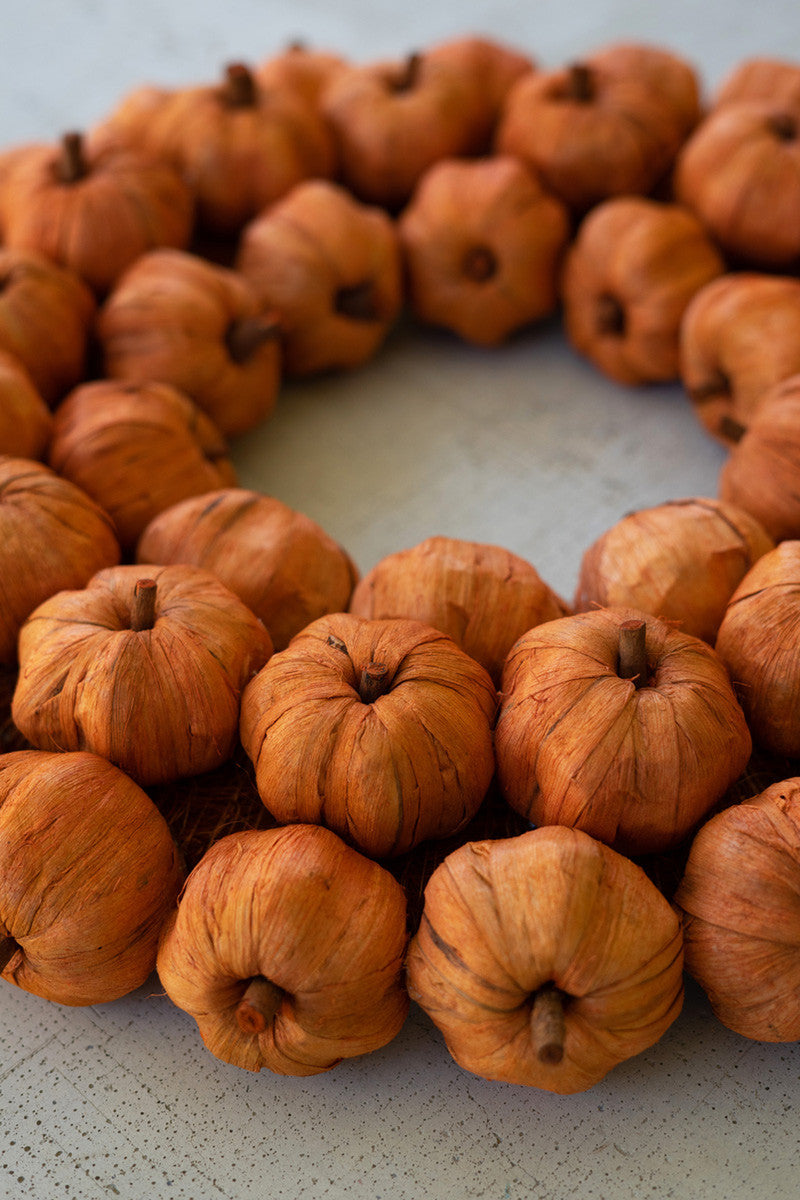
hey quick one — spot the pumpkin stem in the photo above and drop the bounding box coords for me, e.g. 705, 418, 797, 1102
131, 578, 158, 632
462, 245, 498, 283
618, 618, 648, 688
530, 983, 566, 1065
326, 633, 348, 653
393, 52, 422, 92
236, 976, 283, 1034
335, 280, 379, 321
718, 413, 747, 444
596, 293, 625, 336
226, 315, 281, 364
0, 934, 19, 972
223, 62, 258, 108
359, 661, 390, 703
770, 112, 797, 141
566, 62, 594, 102
58, 131, 87, 184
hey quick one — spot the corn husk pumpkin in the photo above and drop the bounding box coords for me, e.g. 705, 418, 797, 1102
240, 613, 497, 858
12, 563, 273, 785
349, 535, 569, 685
136, 488, 358, 651
496, 606, 752, 855
675, 779, 800, 1041
0, 750, 183, 1006
406, 825, 684, 1092
574, 497, 774, 643
156, 824, 409, 1074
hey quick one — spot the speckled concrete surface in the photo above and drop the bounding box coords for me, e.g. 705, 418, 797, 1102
2, 2, 800, 1198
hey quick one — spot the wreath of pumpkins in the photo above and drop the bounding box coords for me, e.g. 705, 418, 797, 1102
1, 35, 800, 1096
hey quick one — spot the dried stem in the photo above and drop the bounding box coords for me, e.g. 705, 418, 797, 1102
226, 315, 281, 364
0, 934, 19, 972
530, 983, 566, 1064
618, 618, 647, 687
58, 131, 87, 184
131, 578, 158, 632
567, 62, 594, 102
770, 112, 797, 141
223, 62, 258, 107
335, 280, 379, 321
359, 661, 389, 704
462, 245, 498, 283
393, 51, 422, 92
718, 413, 747, 444
596, 293, 625, 336
236, 976, 283, 1034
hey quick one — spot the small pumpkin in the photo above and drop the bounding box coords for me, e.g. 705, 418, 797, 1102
574, 496, 774, 643
561, 196, 726, 384
0, 456, 120, 666
0, 749, 183, 1006
0, 130, 194, 294
398, 155, 570, 346
349, 535, 569, 685
236, 180, 402, 376
496, 606, 752, 855
679, 271, 800, 445
47, 379, 237, 551
136, 487, 358, 651
255, 42, 349, 109
406, 825, 684, 1093
156, 824, 409, 1075
240, 613, 497, 858
713, 57, 800, 111
423, 34, 534, 151
0, 351, 53, 460
675, 779, 800, 1041
12, 563, 273, 785
96, 248, 282, 438
0, 248, 96, 405
495, 42, 700, 213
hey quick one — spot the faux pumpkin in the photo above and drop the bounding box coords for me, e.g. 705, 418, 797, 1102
240, 613, 497, 858
674, 100, 800, 267
398, 155, 570, 346
0, 130, 194, 293
319, 49, 489, 209
423, 34, 534, 151
560, 196, 726, 385
12, 563, 273, 785
0, 456, 120, 666
406, 825, 684, 1093
255, 42, 349, 109
573, 496, 774, 643
718, 375, 800, 542
349, 535, 569, 685
236, 180, 402, 376
96, 248, 282, 437
674, 779, 800, 1041
0, 351, 53, 460
715, 541, 800, 757
0, 750, 183, 1006
136, 487, 359, 651
47, 379, 237, 551
496, 606, 752, 855
495, 42, 700, 213
156, 824, 409, 1075
0, 248, 96, 405
713, 57, 800, 111
679, 272, 800, 445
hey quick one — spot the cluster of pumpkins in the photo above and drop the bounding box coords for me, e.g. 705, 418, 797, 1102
1, 33, 800, 1095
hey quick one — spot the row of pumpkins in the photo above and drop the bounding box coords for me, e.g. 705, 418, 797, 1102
1, 34, 800, 1095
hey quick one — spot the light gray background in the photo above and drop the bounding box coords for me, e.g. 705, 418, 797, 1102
1, 2, 799, 1198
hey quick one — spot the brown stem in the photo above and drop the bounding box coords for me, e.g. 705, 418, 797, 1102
0, 934, 19, 972
596, 293, 625, 336
770, 112, 797, 141
392, 51, 422, 92
236, 976, 283, 1034
226, 315, 281, 364
58, 131, 87, 184
223, 62, 258, 107
462, 245, 498, 283
131, 578, 158, 632
530, 983, 566, 1065
718, 413, 747, 444
335, 280, 379, 321
566, 62, 594, 102
359, 661, 389, 704
618, 618, 647, 687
